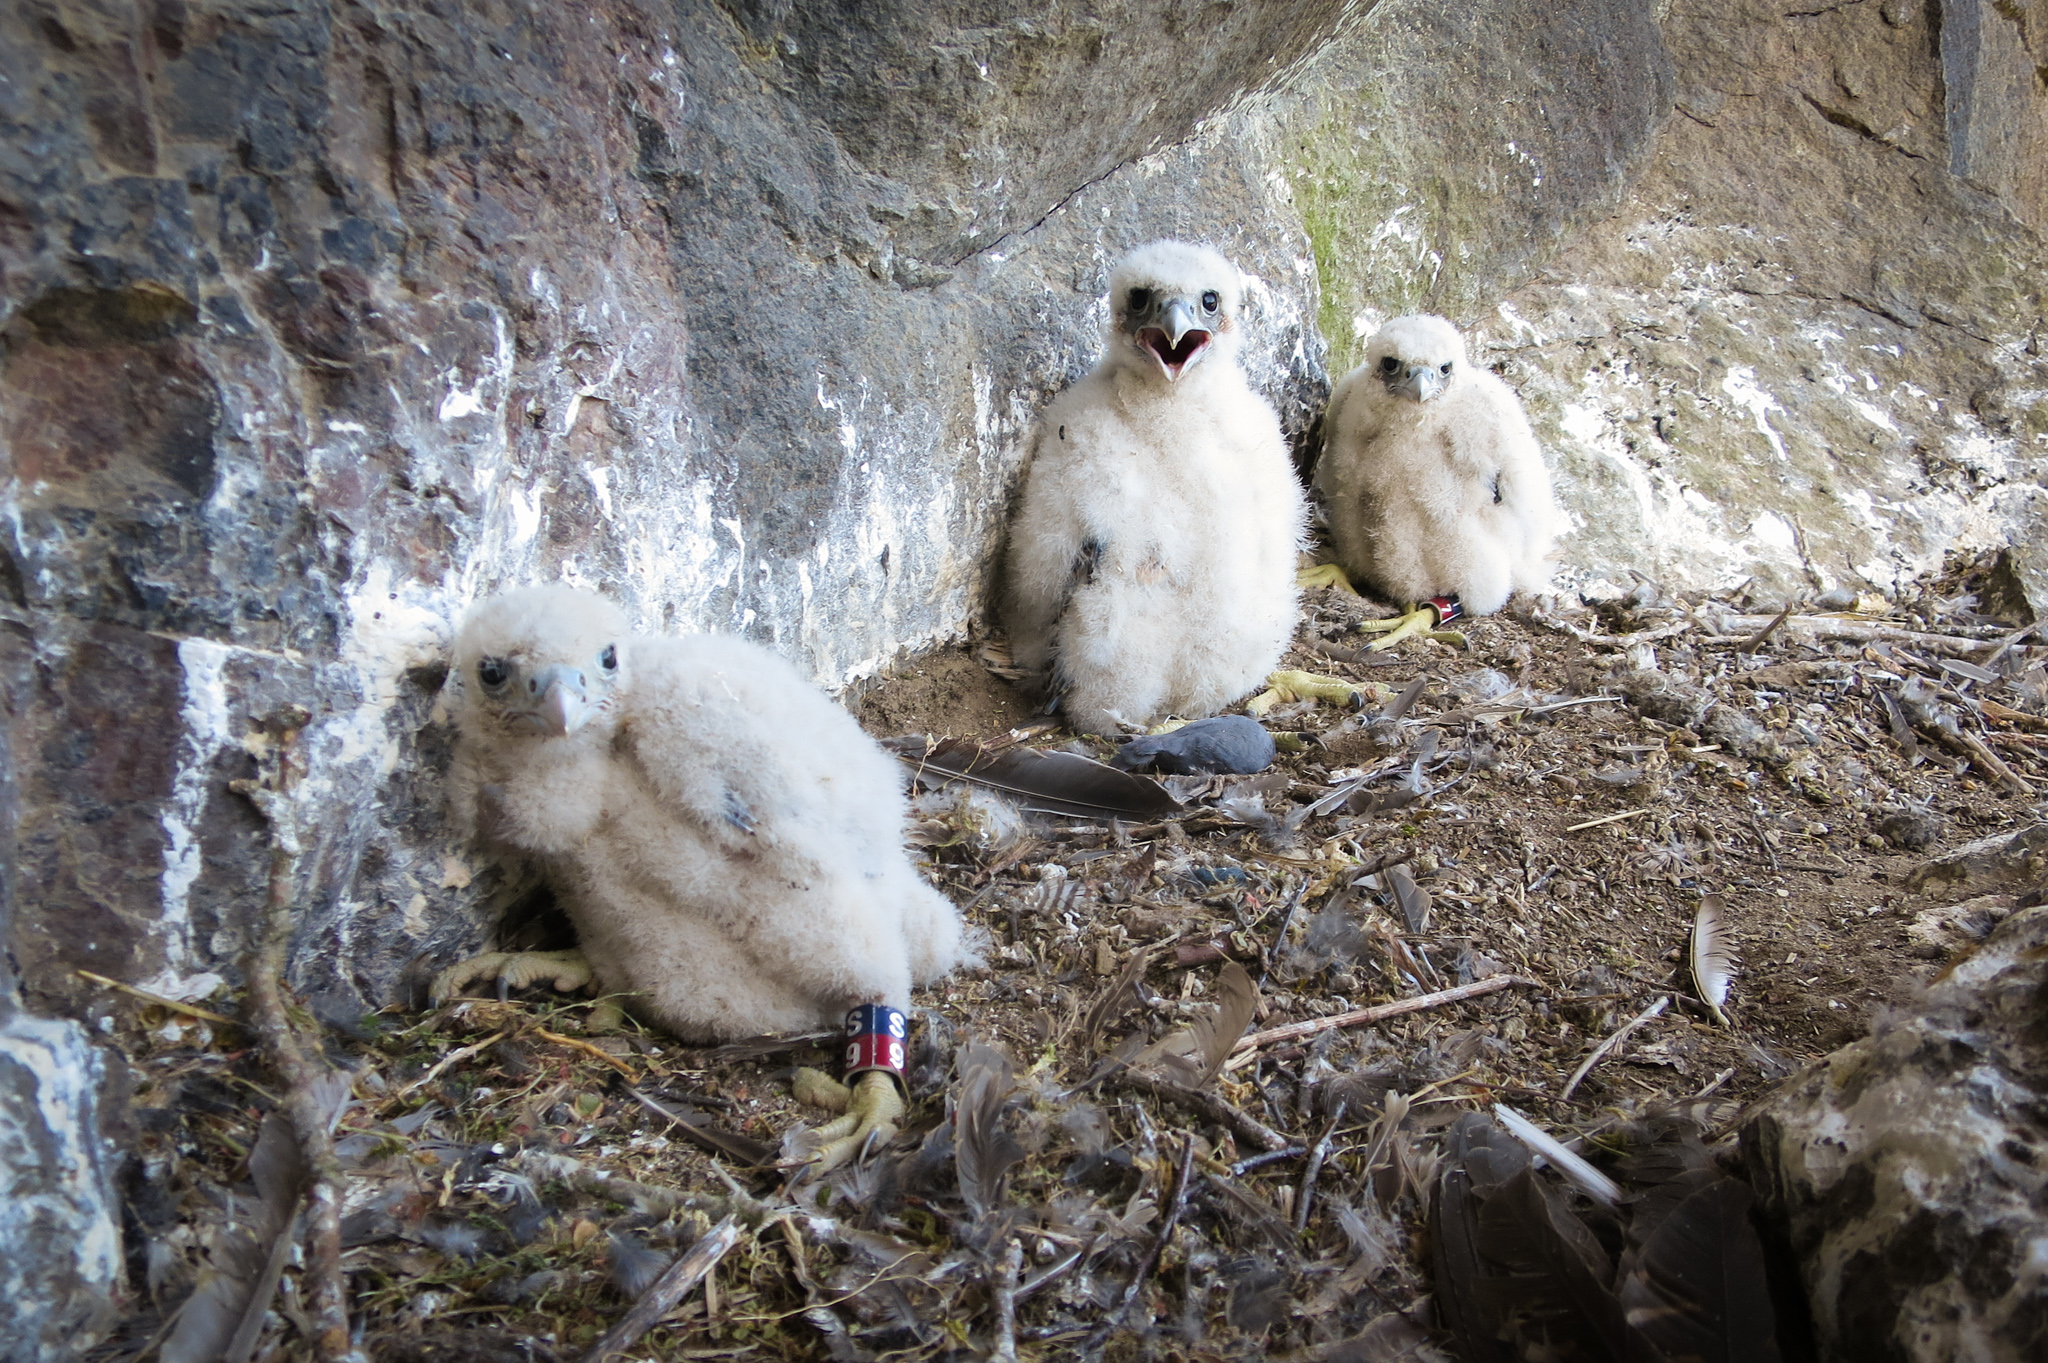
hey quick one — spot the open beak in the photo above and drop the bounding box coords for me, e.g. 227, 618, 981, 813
515, 664, 591, 737
1137, 297, 1212, 380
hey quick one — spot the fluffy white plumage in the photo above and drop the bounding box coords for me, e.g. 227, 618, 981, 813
1315, 314, 1558, 614
1003, 240, 1307, 733
444, 584, 974, 1041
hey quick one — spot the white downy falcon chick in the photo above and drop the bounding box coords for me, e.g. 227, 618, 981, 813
434, 584, 975, 1166
1003, 241, 1307, 734
1310, 314, 1558, 647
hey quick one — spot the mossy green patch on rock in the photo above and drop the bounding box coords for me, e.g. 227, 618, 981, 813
1275, 0, 1672, 375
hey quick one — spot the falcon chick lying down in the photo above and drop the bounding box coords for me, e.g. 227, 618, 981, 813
434, 584, 976, 1165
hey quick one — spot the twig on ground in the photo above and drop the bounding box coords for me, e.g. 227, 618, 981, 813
1564, 809, 1652, 833
625, 1087, 775, 1167
234, 711, 357, 1363
396, 1030, 510, 1099
1531, 607, 1696, 648
1982, 620, 2041, 668
1561, 996, 1670, 1101
1953, 729, 2037, 796
1229, 1146, 1309, 1176
1293, 1099, 1347, 1233
991, 1237, 1024, 1363
1519, 695, 1624, 716
532, 1025, 638, 1077
1114, 1072, 1293, 1152
1748, 812, 1782, 872
1230, 975, 1540, 1056
1081, 1137, 1197, 1361
1690, 1067, 1737, 1102
1259, 876, 1315, 985
1704, 615, 2014, 658
75, 969, 242, 1027
1738, 602, 1796, 654
512, 1147, 765, 1221
581, 1216, 743, 1363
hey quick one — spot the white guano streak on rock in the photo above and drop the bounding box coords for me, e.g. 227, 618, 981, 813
584, 463, 614, 518
1720, 366, 1789, 462
323, 563, 453, 781
0, 1012, 119, 1316
159, 638, 232, 978
438, 368, 487, 422
1555, 400, 1745, 591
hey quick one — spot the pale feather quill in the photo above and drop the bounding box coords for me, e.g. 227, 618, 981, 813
1690, 894, 1737, 1027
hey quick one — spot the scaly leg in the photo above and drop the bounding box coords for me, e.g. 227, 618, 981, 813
790, 1069, 905, 1174
1355, 604, 1439, 652
1247, 669, 1382, 716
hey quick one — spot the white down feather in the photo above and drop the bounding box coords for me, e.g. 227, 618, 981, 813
1004, 241, 1307, 733
447, 584, 976, 1040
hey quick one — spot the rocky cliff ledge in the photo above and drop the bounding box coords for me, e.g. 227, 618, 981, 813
1, 0, 2042, 1352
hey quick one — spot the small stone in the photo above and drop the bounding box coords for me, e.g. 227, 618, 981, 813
1906, 822, 2048, 898
1110, 715, 1277, 775
1874, 804, 1944, 851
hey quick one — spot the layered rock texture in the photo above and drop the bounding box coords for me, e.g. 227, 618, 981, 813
1, 0, 2043, 1350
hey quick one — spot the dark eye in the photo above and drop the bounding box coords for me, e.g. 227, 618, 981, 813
1440, 361, 1454, 375
1126, 287, 1152, 311
599, 644, 617, 671
1201, 290, 1220, 312
1379, 356, 1401, 373
477, 658, 510, 689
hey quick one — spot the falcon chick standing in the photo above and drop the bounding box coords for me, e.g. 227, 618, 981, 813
1003, 240, 1307, 735
434, 584, 975, 1167
1310, 314, 1558, 648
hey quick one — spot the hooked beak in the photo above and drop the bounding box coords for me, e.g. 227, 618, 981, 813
513, 664, 592, 737
1385, 363, 1449, 403
1137, 297, 1212, 381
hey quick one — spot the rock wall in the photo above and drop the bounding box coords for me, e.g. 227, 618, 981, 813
1, 0, 2044, 1349
1288, 0, 2048, 600
0, 0, 1346, 1025
1, 1, 1347, 1341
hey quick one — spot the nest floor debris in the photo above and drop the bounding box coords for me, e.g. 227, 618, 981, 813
88, 562, 2048, 1362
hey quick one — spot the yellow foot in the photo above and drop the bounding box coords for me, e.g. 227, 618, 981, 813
431, 949, 595, 1005
790, 1069, 904, 1175
1295, 563, 1361, 594
1355, 605, 1438, 652
1246, 669, 1384, 716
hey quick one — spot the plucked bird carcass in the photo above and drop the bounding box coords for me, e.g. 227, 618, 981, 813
1309, 313, 1559, 649
1003, 240, 1307, 734
432, 584, 977, 1166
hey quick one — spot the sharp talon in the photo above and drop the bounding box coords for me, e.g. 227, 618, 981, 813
796, 1071, 904, 1174
431, 949, 596, 1005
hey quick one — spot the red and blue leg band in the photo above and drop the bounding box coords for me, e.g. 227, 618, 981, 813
1426, 596, 1463, 626
844, 1003, 908, 1084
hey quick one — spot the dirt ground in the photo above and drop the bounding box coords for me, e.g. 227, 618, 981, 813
88, 566, 2046, 1363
